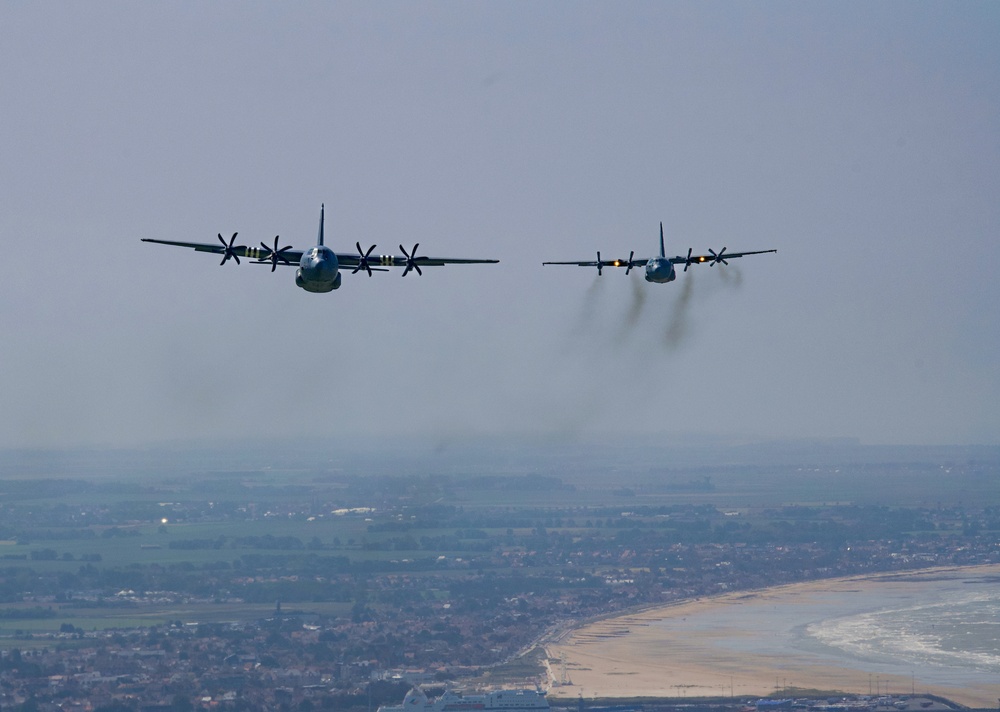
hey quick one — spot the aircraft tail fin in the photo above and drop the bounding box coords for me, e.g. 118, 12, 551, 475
318, 204, 325, 246
659, 222, 665, 258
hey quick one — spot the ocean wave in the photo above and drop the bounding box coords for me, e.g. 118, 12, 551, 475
805, 591, 1000, 674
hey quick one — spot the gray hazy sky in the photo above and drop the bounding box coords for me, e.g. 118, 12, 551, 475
1, 2, 997, 449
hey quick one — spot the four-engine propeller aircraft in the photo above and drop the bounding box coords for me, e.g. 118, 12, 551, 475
543, 223, 776, 283
141, 205, 499, 293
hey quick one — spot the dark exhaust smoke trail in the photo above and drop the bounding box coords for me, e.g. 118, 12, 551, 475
616, 273, 648, 341
663, 272, 694, 350
716, 264, 743, 289
660, 264, 742, 349
570, 274, 606, 338
625, 273, 648, 325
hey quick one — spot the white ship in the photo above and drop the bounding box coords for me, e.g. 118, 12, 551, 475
378, 688, 549, 712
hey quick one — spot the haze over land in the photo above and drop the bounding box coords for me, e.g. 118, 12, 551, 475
0, 443, 998, 710
1, 3, 998, 450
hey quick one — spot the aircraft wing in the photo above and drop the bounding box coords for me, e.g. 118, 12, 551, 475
334, 245, 498, 276
141, 238, 497, 271
414, 256, 500, 266
140, 238, 304, 265
542, 257, 650, 268
669, 248, 777, 266
334, 253, 499, 268
142, 209, 498, 289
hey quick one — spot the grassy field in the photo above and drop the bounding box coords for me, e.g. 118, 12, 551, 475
1, 443, 997, 641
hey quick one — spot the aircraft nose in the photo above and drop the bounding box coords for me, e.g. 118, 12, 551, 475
313, 257, 336, 279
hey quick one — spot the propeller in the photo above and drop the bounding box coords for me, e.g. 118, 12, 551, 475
596, 251, 604, 276
683, 247, 695, 272
258, 235, 293, 272
400, 243, 422, 276
218, 232, 244, 266
625, 250, 636, 275
708, 247, 728, 266
352, 242, 377, 276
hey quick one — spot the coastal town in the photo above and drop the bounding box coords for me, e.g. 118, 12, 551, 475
1, 460, 998, 712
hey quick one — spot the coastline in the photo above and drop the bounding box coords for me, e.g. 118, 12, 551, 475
544, 564, 1000, 709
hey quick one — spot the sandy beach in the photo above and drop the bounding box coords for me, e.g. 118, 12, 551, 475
544, 565, 1000, 709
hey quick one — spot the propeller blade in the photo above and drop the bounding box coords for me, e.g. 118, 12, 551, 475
352, 241, 377, 276
708, 247, 728, 266
400, 243, 422, 276
683, 247, 693, 271
597, 251, 603, 276
352, 242, 364, 274
625, 250, 635, 275
256, 236, 291, 272
400, 244, 410, 276
217, 232, 242, 266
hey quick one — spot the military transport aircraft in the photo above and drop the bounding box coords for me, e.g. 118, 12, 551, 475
141, 205, 499, 293
543, 223, 776, 283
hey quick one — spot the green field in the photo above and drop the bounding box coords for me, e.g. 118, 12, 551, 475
1, 445, 997, 641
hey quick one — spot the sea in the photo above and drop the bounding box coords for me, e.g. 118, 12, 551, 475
799, 575, 1000, 687
645, 566, 1000, 697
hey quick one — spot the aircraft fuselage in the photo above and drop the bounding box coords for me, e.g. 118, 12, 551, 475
295, 245, 342, 293
644, 257, 676, 283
